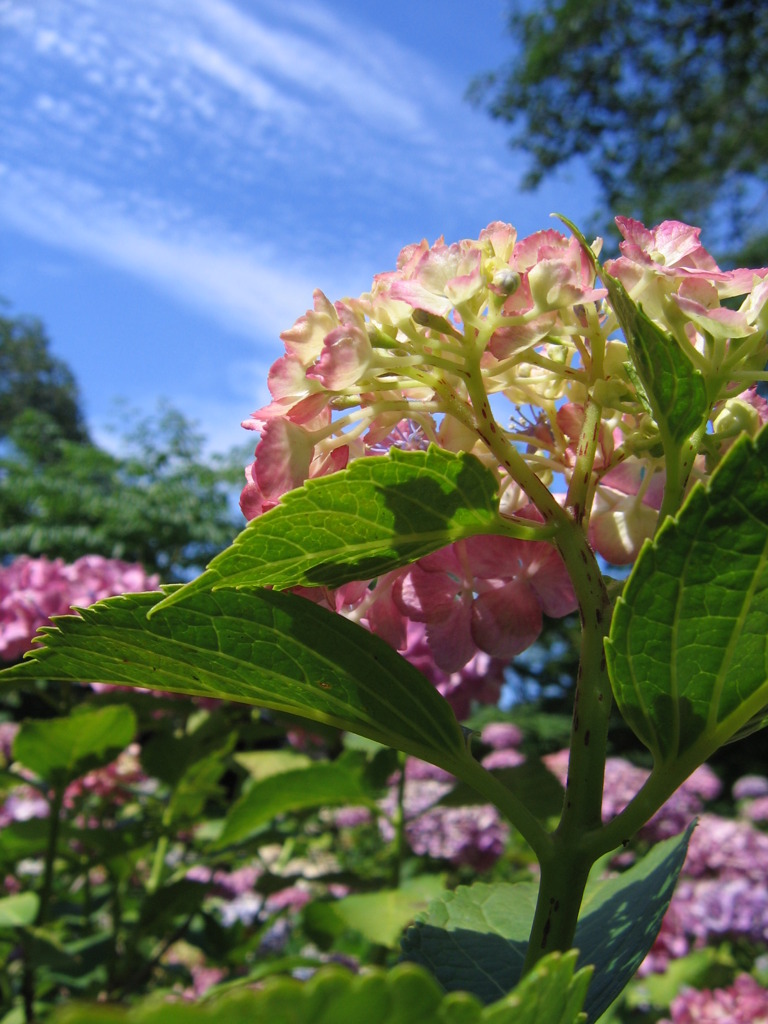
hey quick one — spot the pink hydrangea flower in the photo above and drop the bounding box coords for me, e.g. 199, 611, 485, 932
238, 218, 768, 694
660, 974, 768, 1024
0, 555, 159, 662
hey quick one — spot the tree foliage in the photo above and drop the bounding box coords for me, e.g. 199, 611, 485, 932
0, 304, 246, 580
0, 305, 90, 443
470, 0, 768, 260
0, 405, 246, 580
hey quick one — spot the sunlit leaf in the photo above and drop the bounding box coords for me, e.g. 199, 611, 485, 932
0, 588, 467, 774
216, 762, 376, 849
12, 704, 136, 782
151, 446, 532, 612
606, 425, 768, 762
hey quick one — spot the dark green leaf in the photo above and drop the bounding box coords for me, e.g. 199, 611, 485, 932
606, 425, 768, 762
152, 446, 519, 611
402, 823, 692, 1022
216, 762, 375, 848
12, 705, 136, 782
137, 880, 208, 933
1, 589, 467, 774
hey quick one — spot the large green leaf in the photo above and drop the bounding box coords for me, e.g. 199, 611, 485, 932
12, 704, 136, 783
606, 426, 768, 763
151, 446, 526, 612
49, 956, 589, 1024
0, 589, 467, 774
401, 823, 692, 1022
215, 762, 376, 849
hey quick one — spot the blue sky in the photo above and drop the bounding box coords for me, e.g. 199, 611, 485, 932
1, 0, 597, 455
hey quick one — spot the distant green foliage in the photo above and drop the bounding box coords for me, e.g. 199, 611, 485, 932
0, 404, 246, 580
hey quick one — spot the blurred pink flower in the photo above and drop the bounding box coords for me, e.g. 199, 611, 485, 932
659, 974, 768, 1024
0, 555, 159, 662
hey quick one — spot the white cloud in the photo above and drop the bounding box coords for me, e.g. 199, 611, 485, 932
0, 163, 323, 342
0, 0, 540, 348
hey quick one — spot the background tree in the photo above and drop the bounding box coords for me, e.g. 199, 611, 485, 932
0, 405, 247, 581
0, 305, 248, 581
0, 303, 90, 443
470, 0, 768, 263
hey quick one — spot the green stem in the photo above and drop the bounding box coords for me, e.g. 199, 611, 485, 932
391, 752, 408, 888
37, 780, 66, 926
522, 843, 593, 973
147, 830, 170, 895
461, 351, 614, 966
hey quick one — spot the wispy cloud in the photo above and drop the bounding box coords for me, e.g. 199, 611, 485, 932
0, 0, 530, 345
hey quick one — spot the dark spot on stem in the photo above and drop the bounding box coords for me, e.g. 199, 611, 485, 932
584, 729, 591, 746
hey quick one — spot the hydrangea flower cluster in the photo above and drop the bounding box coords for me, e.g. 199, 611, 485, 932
341, 722, 524, 870
239, 217, 768, 682
659, 973, 768, 1023
641, 810, 768, 975
0, 555, 159, 662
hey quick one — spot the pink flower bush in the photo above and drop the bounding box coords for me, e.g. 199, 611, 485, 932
640, 813, 768, 976
0, 555, 159, 662
377, 756, 510, 870
659, 974, 768, 1024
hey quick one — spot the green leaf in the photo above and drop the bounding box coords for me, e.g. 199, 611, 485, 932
151, 446, 521, 611
0, 589, 467, 774
49, 957, 589, 1024
166, 735, 235, 824
216, 762, 375, 849
0, 891, 39, 928
304, 875, 447, 949
606, 426, 768, 762
12, 705, 136, 782
233, 749, 313, 781
402, 823, 692, 1022
603, 277, 709, 444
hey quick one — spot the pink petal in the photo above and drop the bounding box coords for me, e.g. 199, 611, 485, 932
425, 601, 477, 672
306, 322, 372, 390
471, 579, 542, 658
254, 419, 315, 501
